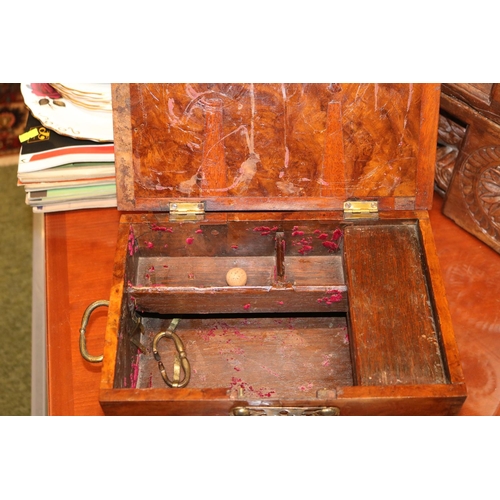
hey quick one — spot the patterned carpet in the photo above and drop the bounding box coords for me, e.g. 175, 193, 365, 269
0, 83, 28, 167
0, 83, 32, 415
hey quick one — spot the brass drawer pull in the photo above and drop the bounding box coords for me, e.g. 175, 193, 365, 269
231, 406, 340, 416
79, 300, 109, 363
152, 318, 191, 388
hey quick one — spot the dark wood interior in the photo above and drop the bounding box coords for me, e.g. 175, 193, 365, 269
126, 215, 347, 314
44, 192, 499, 416
122, 313, 354, 399
344, 221, 446, 386
109, 214, 457, 411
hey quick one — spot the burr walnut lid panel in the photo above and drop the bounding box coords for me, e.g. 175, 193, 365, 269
113, 83, 439, 212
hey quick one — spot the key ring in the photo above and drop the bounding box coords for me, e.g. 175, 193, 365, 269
152, 318, 191, 388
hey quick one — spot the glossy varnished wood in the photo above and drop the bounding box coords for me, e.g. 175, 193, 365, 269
44, 193, 500, 415
440, 91, 500, 254
430, 193, 500, 416
442, 83, 500, 125
45, 208, 121, 416
114, 84, 439, 212
43, 83, 478, 415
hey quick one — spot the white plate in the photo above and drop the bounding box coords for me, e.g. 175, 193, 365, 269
21, 83, 114, 142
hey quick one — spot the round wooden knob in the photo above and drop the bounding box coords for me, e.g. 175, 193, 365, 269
226, 267, 247, 286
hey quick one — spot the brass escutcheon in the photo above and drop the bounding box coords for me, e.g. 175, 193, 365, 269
231, 406, 341, 416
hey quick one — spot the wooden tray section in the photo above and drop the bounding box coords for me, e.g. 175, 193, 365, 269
344, 222, 446, 386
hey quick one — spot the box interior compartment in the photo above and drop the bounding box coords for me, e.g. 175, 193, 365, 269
127, 218, 347, 315
344, 221, 448, 386
117, 312, 353, 400
113, 217, 450, 399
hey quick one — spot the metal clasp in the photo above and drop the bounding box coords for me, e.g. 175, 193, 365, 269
152, 318, 191, 388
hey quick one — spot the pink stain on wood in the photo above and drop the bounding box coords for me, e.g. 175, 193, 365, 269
151, 223, 168, 231
128, 227, 138, 256
322, 241, 339, 251
298, 245, 313, 255
299, 383, 314, 392
318, 290, 343, 305
332, 228, 343, 241
253, 226, 278, 236
130, 360, 139, 388
233, 329, 247, 339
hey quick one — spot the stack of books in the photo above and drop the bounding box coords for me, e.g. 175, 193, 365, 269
17, 113, 116, 213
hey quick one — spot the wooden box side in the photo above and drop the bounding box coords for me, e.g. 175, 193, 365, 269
343, 212, 466, 395
418, 216, 466, 387
99, 213, 466, 416
99, 384, 466, 416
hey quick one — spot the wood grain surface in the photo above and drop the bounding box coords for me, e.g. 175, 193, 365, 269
344, 222, 447, 386
430, 194, 500, 416
44, 192, 500, 415
113, 84, 439, 212
45, 208, 120, 416
440, 92, 500, 254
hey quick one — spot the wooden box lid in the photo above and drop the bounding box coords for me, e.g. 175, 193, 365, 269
112, 83, 440, 212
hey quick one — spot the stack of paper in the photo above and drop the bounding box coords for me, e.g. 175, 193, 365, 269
17, 83, 116, 213
17, 113, 116, 213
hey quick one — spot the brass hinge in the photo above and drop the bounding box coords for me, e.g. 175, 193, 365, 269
169, 202, 206, 221
343, 200, 379, 219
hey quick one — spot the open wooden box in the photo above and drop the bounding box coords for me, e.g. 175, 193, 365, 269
95, 84, 466, 415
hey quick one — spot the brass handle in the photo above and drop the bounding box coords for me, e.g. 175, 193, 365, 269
231, 406, 340, 416
79, 300, 109, 363
152, 318, 191, 388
